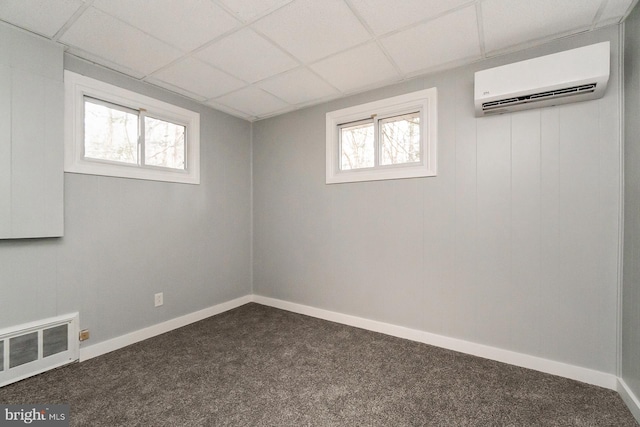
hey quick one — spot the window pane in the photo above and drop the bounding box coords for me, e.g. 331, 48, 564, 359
340, 122, 374, 170
84, 99, 138, 164
144, 117, 186, 170
380, 112, 421, 166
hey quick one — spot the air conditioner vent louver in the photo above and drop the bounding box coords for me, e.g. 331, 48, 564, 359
482, 83, 597, 112
474, 42, 609, 117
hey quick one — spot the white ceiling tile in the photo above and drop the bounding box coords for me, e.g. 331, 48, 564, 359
151, 57, 246, 99
481, 0, 602, 53
258, 67, 339, 104
92, 0, 240, 51
253, 0, 371, 63
214, 86, 289, 117
1, 0, 624, 120
310, 42, 400, 93
0, 0, 84, 37
381, 6, 481, 75
349, 0, 472, 35
60, 7, 183, 76
196, 28, 298, 83
599, 0, 635, 22
220, 0, 294, 22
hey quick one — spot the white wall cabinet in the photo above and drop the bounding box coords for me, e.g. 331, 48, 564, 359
0, 24, 64, 238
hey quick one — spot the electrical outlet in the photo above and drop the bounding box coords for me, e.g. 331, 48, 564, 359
154, 292, 163, 307
79, 329, 90, 341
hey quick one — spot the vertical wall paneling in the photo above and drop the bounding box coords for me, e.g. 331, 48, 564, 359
596, 58, 623, 372
371, 180, 424, 328
330, 182, 382, 320
423, 83, 456, 335
539, 107, 562, 361
0, 65, 11, 237
253, 27, 621, 374
475, 114, 513, 348
44, 79, 64, 236
622, 0, 640, 413
510, 110, 542, 356
559, 102, 609, 369
452, 86, 478, 340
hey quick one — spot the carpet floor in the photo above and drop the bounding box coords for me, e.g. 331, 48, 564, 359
0, 303, 636, 426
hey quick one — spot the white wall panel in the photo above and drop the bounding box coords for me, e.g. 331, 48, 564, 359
371, 180, 424, 328
476, 114, 513, 348
43, 78, 64, 236
330, 183, 383, 319
558, 101, 612, 369
539, 107, 562, 361
451, 85, 478, 341
597, 59, 624, 373
422, 82, 456, 335
510, 110, 542, 356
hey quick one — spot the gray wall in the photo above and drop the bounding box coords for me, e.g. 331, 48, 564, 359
623, 2, 640, 401
253, 26, 621, 374
0, 47, 252, 347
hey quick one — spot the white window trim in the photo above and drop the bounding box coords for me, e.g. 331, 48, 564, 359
326, 88, 437, 184
64, 70, 200, 184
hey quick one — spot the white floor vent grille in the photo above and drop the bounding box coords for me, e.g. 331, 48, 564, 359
0, 313, 79, 387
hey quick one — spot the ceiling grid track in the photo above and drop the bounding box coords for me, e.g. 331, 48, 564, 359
0, 0, 630, 121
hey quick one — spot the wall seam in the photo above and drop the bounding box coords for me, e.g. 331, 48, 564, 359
249, 121, 255, 295
617, 22, 626, 379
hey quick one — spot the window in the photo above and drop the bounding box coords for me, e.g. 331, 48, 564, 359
326, 88, 437, 184
65, 71, 200, 184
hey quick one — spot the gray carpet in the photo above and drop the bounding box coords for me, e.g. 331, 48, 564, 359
0, 303, 636, 426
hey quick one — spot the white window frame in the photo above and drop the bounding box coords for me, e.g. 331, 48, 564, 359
64, 70, 200, 184
326, 87, 437, 184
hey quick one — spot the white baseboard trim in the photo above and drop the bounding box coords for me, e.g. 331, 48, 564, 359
618, 378, 640, 423
79, 295, 252, 361
252, 295, 618, 390
76, 293, 620, 393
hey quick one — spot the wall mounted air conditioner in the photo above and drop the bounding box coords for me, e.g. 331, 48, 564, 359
474, 42, 610, 117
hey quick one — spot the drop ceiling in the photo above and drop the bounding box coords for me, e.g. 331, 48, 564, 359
0, 0, 636, 121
